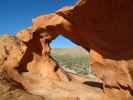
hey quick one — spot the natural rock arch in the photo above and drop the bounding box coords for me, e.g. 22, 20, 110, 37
16, 0, 133, 92
1, 0, 133, 99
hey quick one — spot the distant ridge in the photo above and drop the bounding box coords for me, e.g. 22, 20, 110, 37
51, 47, 88, 57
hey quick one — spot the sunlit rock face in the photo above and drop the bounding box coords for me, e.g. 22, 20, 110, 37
21, 0, 133, 93
0, 0, 133, 99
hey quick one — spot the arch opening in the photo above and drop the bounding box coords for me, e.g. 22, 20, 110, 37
50, 35, 92, 75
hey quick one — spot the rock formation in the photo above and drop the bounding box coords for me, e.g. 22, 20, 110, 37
0, 0, 133, 99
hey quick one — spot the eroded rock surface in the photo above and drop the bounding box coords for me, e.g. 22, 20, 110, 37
56, 0, 133, 92
0, 0, 133, 100
17, 0, 133, 93
0, 35, 29, 89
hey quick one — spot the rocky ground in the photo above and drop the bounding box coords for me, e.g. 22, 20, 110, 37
0, 35, 94, 100
0, 35, 132, 100
0, 79, 45, 100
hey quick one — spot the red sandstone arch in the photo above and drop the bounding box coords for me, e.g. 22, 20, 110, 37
16, 0, 133, 94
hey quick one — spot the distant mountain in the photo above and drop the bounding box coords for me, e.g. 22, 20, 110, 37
51, 47, 89, 57
51, 47, 90, 75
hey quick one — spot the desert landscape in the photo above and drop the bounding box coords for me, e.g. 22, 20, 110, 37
0, 42, 92, 100
0, 0, 133, 100
51, 47, 90, 75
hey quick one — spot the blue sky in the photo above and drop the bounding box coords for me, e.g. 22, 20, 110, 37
0, 0, 77, 48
